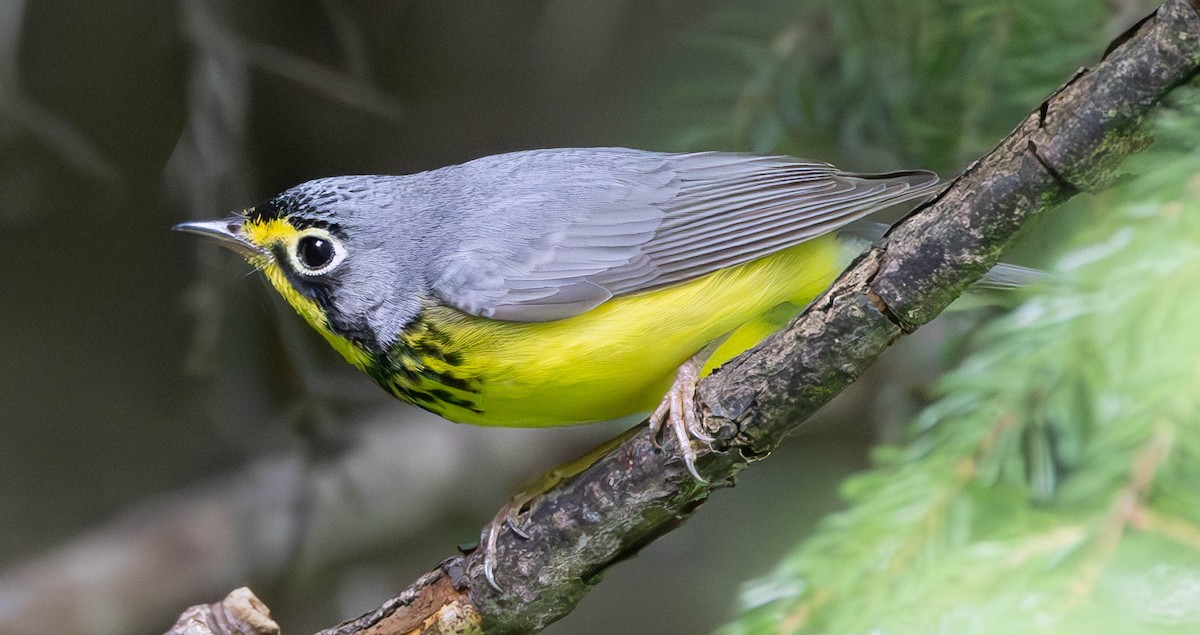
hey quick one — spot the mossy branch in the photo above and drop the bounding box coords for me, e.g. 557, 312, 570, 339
168, 1, 1200, 633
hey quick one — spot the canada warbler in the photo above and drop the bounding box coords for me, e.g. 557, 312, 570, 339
177, 148, 951, 477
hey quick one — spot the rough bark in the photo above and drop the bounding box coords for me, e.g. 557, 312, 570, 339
171, 1, 1200, 632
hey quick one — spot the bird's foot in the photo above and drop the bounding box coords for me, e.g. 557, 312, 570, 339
472, 430, 635, 591
478, 494, 533, 591
648, 357, 711, 483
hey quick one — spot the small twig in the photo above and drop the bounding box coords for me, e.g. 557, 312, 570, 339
1069, 424, 1175, 602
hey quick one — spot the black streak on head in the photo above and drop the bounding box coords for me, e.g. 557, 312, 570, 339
246, 193, 335, 232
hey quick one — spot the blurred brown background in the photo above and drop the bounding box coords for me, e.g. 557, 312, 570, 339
0, 1, 1150, 633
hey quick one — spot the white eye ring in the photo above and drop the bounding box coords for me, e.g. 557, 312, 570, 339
288, 228, 346, 276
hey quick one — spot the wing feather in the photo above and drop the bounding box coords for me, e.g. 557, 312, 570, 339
429, 148, 939, 322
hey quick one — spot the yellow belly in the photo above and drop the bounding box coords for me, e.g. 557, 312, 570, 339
430, 235, 842, 427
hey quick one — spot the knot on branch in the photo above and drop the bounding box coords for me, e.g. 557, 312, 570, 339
167, 588, 278, 635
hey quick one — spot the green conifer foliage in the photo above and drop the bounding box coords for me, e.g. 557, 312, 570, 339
721, 91, 1200, 634
660, 0, 1121, 172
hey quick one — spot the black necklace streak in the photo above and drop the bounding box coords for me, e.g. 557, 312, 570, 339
289, 279, 481, 415
368, 315, 483, 416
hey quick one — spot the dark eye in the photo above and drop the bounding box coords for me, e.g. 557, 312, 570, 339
296, 235, 335, 271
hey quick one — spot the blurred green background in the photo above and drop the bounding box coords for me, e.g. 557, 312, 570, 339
0, 1, 1171, 633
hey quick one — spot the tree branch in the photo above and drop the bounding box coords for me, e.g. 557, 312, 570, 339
172, 1, 1200, 632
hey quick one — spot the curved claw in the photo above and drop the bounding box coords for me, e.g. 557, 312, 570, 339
648, 357, 711, 484
506, 515, 532, 540
649, 398, 671, 448
481, 524, 502, 591
682, 383, 715, 443
477, 492, 537, 591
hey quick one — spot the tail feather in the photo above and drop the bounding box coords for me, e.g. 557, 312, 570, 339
837, 221, 1045, 293
975, 263, 1046, 291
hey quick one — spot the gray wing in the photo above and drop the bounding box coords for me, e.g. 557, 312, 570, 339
428, 148, 939, 322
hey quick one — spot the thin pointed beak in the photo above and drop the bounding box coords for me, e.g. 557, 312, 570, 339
173, 217, 263, 258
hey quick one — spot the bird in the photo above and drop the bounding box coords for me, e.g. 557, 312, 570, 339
176, 147, 982, 481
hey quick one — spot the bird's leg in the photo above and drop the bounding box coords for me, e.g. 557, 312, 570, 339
473, 426, 641, 590
478, 492, 534, 591
648, 351, 715, 483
